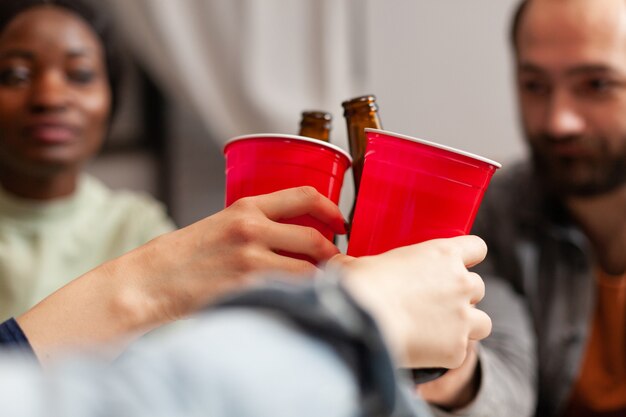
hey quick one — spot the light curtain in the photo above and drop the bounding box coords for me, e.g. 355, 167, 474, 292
108, 0, 371, 146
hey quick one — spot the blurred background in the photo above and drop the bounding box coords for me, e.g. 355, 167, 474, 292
89, 0, 525, 227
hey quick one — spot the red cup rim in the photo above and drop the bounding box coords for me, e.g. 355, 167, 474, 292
224, 133, 353, 163
364, 128, 502, 168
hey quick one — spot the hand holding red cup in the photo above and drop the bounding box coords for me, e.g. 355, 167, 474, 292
347, 128, 501, 257
224, 134, 352, 261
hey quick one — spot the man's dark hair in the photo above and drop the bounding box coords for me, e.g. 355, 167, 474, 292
0, 0, 124, 118
510, 0, 530, 51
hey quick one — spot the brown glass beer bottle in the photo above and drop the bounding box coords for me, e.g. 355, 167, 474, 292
342, 95, 382, 198
342, 94, 382, 228
298, 111, 332, 142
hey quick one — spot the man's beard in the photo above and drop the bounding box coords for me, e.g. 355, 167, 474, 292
528, 133, 626, 197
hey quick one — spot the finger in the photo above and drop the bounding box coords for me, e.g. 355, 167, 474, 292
467, 308, 492, 341
256, 250, 319, 276
448, 235, 488, 268
251, 187, 346, 234
325, 254, 356, 268
466, 271, 486, 305
261, 221, 340, 262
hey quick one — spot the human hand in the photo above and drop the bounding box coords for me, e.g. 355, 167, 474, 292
127, 186, 346, 323
17, 187, 345, 364
338, 236, 491, 369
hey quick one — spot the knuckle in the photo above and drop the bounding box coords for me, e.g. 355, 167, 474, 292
307, 229, 335, 258
481, 314, 493, 339
457, 272, 475, 294
297, 186, 322, 204
439, 336, 468, 369
479, 239, 488, 256
470, 272, 486, 297
229, 197, 257, 214
307, 227, 324, 247
230, 197, 254, 211
229, 217, 263, 243
235, 245, 263, 273
455, 304, 470, 324
486, 315, 493, 336
433, 242, 456, 259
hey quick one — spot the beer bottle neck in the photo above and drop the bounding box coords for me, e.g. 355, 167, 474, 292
299, 120, 331, 141
299, 111, 332, 142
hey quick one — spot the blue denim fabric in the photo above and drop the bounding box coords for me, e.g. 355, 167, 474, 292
0, 286, 432, 416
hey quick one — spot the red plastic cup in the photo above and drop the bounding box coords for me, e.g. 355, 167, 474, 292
224, 134, 352, 246
347, 128, 501, 257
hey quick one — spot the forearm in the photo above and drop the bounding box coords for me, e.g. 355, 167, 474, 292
16, 245, 167, 365
0, 279, 424, 417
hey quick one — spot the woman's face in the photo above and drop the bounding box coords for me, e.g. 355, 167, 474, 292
0, 6, 111, 177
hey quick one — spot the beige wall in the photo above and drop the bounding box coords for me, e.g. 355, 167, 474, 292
170, 0, 529, 226
94, 0, 529, 226
367, 0, 526, 166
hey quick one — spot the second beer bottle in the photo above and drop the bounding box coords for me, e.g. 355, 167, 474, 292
342, 95, 382, 199
342, 95, 383, 224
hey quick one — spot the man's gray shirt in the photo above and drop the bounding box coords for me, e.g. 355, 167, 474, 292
434, 161, 595, 417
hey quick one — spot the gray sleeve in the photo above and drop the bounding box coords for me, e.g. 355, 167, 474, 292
429, 276, 537, 417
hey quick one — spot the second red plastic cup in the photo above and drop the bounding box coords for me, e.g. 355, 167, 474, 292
347, 128, 501, 257
224, 134, 352, 248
